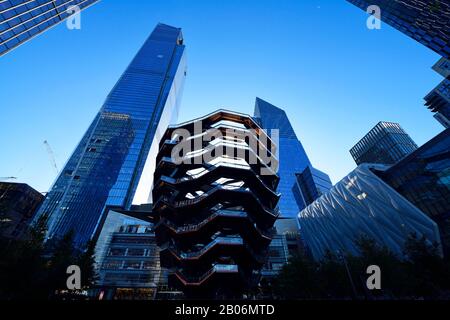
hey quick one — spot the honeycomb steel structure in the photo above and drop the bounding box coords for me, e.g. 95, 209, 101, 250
152, 110, 280, 297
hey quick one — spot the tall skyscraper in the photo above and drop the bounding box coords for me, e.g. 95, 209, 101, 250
346, 0, 450, 58
34, 23, 187, 249
0, 0, 99, 56
425, 58, 450, 128
293, 166, 333, 208
254, 98, 332, 233
350, 121, 418, 166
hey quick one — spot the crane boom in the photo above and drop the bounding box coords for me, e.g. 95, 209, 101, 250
0, 177, 17, 181
43, 140, 59, 174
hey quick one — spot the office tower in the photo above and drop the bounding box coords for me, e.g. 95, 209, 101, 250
34, 23, 187, 249
0, 0, 99, 56
350, 121, 418, 166
346, 0, 450, 58
153, 110, 280, 298
254, 97, 332, 233
378, 129, 450, 255
95, 208, 160, 301
425, 58, 450, 128
298, 164, 442, 260
0, 182, 44, 240
293, 166, 333, 208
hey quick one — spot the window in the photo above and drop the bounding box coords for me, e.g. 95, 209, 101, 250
127, 248, 145, 257
123, 261, 141, 270
108, 248, 126, 256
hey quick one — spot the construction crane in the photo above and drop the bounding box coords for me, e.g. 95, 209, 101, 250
0, 177, 17, 181
43, 140, 59, 174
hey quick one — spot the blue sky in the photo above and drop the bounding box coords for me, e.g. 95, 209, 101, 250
0, 0, 444, 193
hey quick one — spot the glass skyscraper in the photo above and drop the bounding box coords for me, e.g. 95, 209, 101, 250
346, 0, 450, 58
350, 121, 418, 166
293, 166, 333, 208
34, 23, 187, 249
0, 0, 99, 56
425, 58, 450, 129
254, 98, 332, 233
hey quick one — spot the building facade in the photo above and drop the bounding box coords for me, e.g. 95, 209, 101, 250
95, 209, 161, 300
293, 166, 333, 208
433, 57, 450, 78
378, 128, 450, 255
153, 110, 280, 298
261, 234, 289, 279
0, 0, 99, 56
298, 164, 442, 260
350, 121, 418, 166
425, 78, 450, 128
425, 58, 450, 128
346, 0, 450, 58
0, 182, 44, 240
34, 23, 187, 249
434, 112, 450, 129
254, 97, 332, 233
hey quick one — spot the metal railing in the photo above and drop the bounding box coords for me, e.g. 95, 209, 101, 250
175, 264, 239, 285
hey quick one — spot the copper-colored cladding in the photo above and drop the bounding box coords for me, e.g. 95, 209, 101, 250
158, 109, 276, 154
152, 110, 280, 297
156, 126, 275, 167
